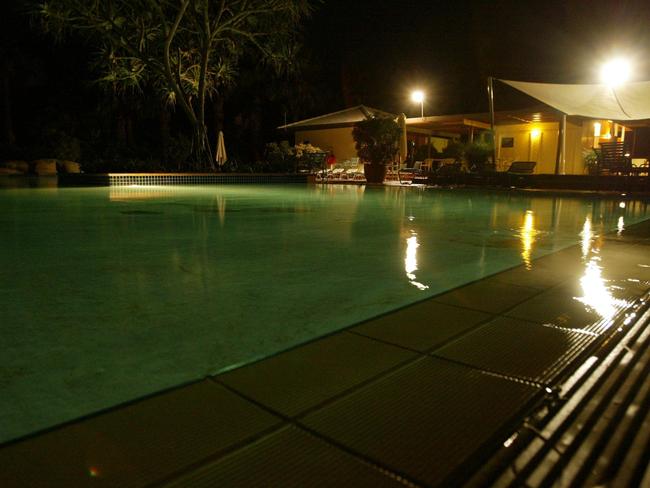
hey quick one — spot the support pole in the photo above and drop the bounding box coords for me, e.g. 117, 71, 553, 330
555, 113, 566, 175
487, 76, 497, 166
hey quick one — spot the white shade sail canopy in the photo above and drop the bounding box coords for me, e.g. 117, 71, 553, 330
500, 79, 650, 121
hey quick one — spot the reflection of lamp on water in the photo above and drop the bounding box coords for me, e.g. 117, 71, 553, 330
405, 233, 429, 290
520, 210, 535, 269
617, 216, 625, 235
580, 216, 593, 258
575, 259, 629, 322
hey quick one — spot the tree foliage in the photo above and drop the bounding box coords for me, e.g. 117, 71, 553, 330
38, 0, 312, 169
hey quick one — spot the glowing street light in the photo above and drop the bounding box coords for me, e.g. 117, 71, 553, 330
600, 58, 632, 86
411, 90, 425, 118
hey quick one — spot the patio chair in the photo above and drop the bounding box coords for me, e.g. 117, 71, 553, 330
596, 142, 631, 175
393, 161, 422, 184
505, 161, 536, 188
329, 167, 346, 179
385, 161, 403, 181
403, 161, 422, 174
630, 159, 650, 176
315, 168, 331, 181
507, 161, 536, 174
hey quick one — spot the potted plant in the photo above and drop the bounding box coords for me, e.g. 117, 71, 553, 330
352, 116, 401, 183
583, 148, 599, 175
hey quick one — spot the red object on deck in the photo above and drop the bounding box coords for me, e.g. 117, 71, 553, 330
326, 154, 336, 166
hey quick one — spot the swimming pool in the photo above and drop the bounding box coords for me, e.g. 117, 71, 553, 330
1, 184, 648, 443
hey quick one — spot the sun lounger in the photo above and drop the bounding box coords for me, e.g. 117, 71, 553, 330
507, 161, 536, 174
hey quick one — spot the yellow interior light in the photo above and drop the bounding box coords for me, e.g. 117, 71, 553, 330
530, 129, 541, 138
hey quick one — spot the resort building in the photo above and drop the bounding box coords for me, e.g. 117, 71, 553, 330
278, 105, 395, 161
280, 106, 650, 175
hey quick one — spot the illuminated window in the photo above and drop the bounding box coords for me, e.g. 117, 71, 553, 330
593, 122, 601, 137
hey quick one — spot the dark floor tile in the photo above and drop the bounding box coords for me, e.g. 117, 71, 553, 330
597, 246, 650, 282
163, 425, 404, 488
218, 332, 416, 417
434, 316, 597, 383
351, 300, 492, 351
0, 381, 282, 488
301, 357, 538, 487
531, 246, 585, 271
484, 262, 573, 290
433, 280, 540, 314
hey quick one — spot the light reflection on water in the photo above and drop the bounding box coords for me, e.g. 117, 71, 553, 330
519, 210, 535, 270
404, 232, 429, 290
574, 215, 631, 322
576, 258, 626, 321
580, 216, 593, 257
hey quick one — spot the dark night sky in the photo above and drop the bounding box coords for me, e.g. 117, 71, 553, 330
3, 0, 650, 161
304, 0, 650, 118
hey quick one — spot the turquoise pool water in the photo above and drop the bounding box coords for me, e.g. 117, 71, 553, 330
1, 184, 648, 442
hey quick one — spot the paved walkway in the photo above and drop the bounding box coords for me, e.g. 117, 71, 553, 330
3, 221, 650, 487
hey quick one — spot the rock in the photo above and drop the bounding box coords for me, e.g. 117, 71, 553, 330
61, 160, 81, 173
33, 159, 58, 175
4, 160, 29, 173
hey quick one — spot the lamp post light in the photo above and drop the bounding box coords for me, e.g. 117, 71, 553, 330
411, 90, 425, 118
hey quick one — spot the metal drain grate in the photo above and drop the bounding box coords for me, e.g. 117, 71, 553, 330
464, 296, 650, 488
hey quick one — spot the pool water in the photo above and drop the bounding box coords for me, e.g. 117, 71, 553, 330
1, 184, 648, 442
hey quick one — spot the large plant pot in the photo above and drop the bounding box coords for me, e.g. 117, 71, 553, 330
363, 163, 386, 183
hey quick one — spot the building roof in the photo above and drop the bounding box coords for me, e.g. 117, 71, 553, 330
277, 105, 396, 130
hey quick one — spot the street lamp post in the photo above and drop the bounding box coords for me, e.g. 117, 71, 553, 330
411, 90, 425, 118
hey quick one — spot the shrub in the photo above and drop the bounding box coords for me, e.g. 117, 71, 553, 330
464, 141, 493, 171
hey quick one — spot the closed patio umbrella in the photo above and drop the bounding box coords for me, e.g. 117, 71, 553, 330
216, 130, 227, 167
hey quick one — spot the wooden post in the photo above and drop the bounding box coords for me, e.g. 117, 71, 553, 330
487, 77, 497, 166
555, 113, 566, 175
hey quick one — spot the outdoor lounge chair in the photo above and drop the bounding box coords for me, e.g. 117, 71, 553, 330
507, 161, 536, 174
392, 161, 422, 184
329, 167, 346, 179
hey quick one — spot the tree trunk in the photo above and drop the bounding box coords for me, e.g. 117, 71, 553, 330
190, 121, 214, 171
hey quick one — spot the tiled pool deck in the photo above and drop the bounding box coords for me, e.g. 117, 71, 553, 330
2, 220, 650, 487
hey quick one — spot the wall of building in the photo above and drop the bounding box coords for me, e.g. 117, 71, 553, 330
294, 127, 357, 160
495, 120, 585, 174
